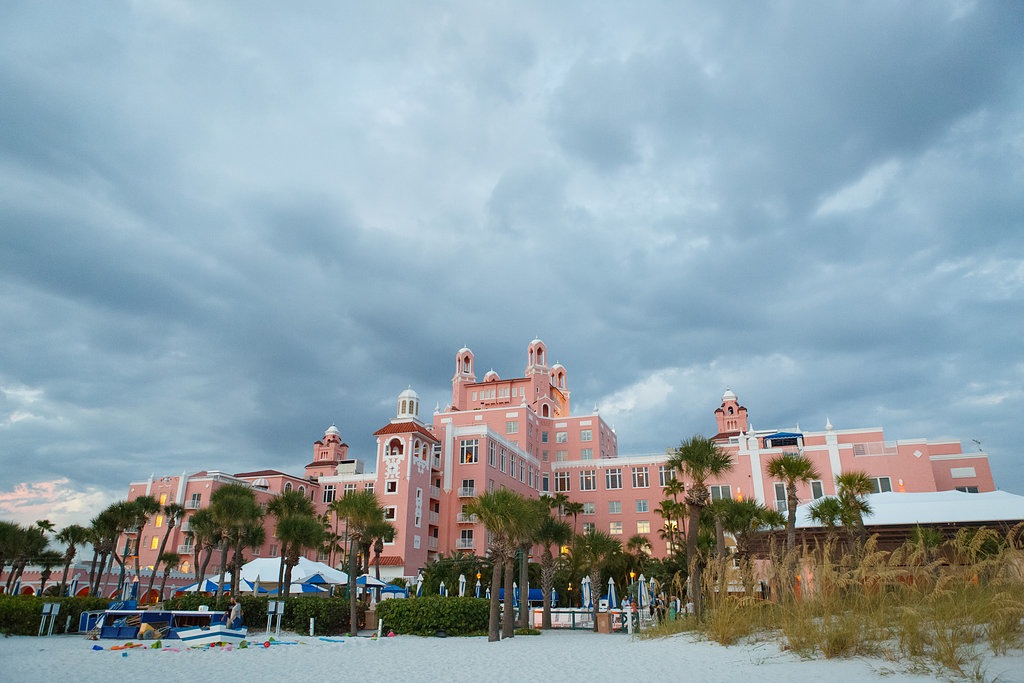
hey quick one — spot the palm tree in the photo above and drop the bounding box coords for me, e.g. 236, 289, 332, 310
626, 534, 652, 573
37, 550, 64, 595
268, 490, 319, 593
330, 490, 385, 636
720, 498, 785, 595
666, 434, 734, 619
655, 499, 684, 555
466, 489, 537, 642
366, 518, 397, 582
157, 551, 181, 600
186, 507, 220, 583
55, 523, 89, 597
807, 496, 844, 556
662, 477, 685, 505
536, 514, 572, 629
126, 496, 161, 587
766, 452, 821, 551
88, 502, 132, 596
563, 501, 584, 535
209, 484, 263, 598
835, 471, 874, 552
5, 522, 50, 594
144, 503, 185, 602
574, 529, 622, 631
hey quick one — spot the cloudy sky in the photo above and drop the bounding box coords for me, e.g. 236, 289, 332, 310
2, 1, 1022, 529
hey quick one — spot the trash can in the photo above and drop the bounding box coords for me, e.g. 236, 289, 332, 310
364, 610, 377, 630
596, 612, 612, 633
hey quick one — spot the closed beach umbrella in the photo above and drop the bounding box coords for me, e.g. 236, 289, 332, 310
637, 573, 650, 611
581, 576, 592, 609
513, 582, 519, 608
650, 576, 658, 603
439, 580, 447, 597
607, 577, 618, 609
475, 578, 481, 598
67, 575, 79, 598
416, 573, 424, 597
458, 574, 466, 597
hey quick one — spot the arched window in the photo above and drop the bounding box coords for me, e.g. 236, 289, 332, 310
284, 482, 292, 493
542, 404, 550, 417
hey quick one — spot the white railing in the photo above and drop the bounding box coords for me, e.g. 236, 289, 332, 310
185, 500, 202, 509
429, 511, 439, 524
458, 487, 476, 498
179, 521, 191, 532
456, 539, 475, 549
457, 513, 478, 523
428, 537, 439, 550
176, 544, 194, 554
429, 486, 441, 498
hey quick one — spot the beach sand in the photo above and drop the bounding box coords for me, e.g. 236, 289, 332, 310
3, 629, 1021, 682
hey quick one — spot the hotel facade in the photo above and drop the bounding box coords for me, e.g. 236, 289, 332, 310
123, 339, 996, 585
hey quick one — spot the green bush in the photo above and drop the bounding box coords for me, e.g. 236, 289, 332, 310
0, 595, 111, 636
376, 596, 488, 637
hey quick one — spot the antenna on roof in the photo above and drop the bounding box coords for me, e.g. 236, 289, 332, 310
972, 439, 983, 452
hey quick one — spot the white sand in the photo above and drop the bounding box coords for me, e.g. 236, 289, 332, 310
3, 630, 1021, 682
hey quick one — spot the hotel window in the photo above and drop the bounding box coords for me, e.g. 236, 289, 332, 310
542, 431, 549, 443
636, 520, 651, 534
385, 481, 398, 494
488, 443, 497, 467
556, 432, 568, 443
384, 506, 397, 520
364, 483, 374, 494
269, 544, 278, 557
322, 485, 336, 503
636, 499, 649, 513
555, 450, 568, 462
461, 479, 476, 496
159, 493, 167, 505
871, 477, 893, 494
605, 468, 622, 490
955, 486, 980, 493
580, 429, 592, 441
583, 522, 596, 533
580, 448, 593, 460
580, 470, 597, 491
500, 449, 507, 473
155, 515, 163, 528
459, 529, 474, 548
542, 450, 549, 462
609, 521, 623, 535
542, 473, 550, 492
510, 456, 517, 479
461, 439, 479, 464
583, 502, 596, 515
343, 483, 356, 494
189, 493, 202, 509
659, 466, 676, 487
774, 483, 787, 512
810, 480, 824, 500
632, 467, 649, 488
506, 421, 519, 434
608, 501, 621, 514
284, 482, 292, 493
151, 536, 159, 550
555, 472, 571, 492
709, 485, 732, 501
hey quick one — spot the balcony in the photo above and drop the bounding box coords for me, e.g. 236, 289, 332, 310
179, 521, 191, 532
428, 537, 439, 550
456, 539, 475, 550
429, 485, 441, 498
432, 457, 442, 470
456, 513, 478, 523
429, 511, 439, 524
458, 487, 476, 498
176, 544, 194, 554
185, 500, 202, 510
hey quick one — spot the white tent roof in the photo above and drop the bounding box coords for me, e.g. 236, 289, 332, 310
239, 557, 349, 585
795, 490, 1024, 528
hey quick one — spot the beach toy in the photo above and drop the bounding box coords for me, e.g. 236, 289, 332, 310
263, 641, 271, 648
387, 631, 395, 637
121, 652, 128, 658
239, 640, 248, 649
92, 645, 103, 650
319, 637, 345, 643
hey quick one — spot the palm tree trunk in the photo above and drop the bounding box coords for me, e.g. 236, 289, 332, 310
502, 556, 516, 639
487, 556, 502, 642
686, 504, 704, 620
145, 525, 174, 600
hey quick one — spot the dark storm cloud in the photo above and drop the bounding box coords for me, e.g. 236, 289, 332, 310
1, 1, 1021, 526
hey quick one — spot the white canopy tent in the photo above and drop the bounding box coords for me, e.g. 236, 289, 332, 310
238, 557, 349, 587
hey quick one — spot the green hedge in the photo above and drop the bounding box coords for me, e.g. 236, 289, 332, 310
376, 596, 489, 636
163, 595, 363, 635
0, 595, 112, 636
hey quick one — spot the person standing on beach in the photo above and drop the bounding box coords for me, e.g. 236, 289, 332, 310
227, 598, 243, 629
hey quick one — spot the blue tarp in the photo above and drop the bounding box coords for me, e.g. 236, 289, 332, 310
498, 588, 557, 604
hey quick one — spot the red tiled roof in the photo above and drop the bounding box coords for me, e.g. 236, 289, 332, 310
235, 469, 289, 478
376, 556, 405, 566
373, 421, 437, 441
711, 431, 741, 441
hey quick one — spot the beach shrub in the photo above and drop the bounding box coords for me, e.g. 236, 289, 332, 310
376, 596, 488, 637
0, 595, 111, 636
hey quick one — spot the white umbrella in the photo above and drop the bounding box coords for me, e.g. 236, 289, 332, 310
67, 574, 80, 598
416, 573, 424, 597
638, 573, 650, 611
607, 576, 618, 609
475, 578, 481, 598
356, 574, 387, 587
458, 574, 466, 597
581, 576, 592, 609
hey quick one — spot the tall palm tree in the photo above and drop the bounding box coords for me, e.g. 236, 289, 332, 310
655, 499, 684, 555
144, 503, 185, 602
563, 501, 584, 535
666, 434, 734, 620
330, 490, 385, 635
835, 471, 874, 552
466, 489, 536, 642
157, 551, 181, 600
574, 529, 622, 631
126, 496, 161, 587
88, 502, 132, 596
536, 514, 572, 629
0, 520, 20, 580
766, 452, 820, 551
209, 484, 263, 598
55, 523, 89, 597
186, 507, 220, 583
366, 518, 396, 582
268, 490, 319, 592
37, 550, 64, 595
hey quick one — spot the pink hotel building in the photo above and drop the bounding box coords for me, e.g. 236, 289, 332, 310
126, 339, 995, 583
